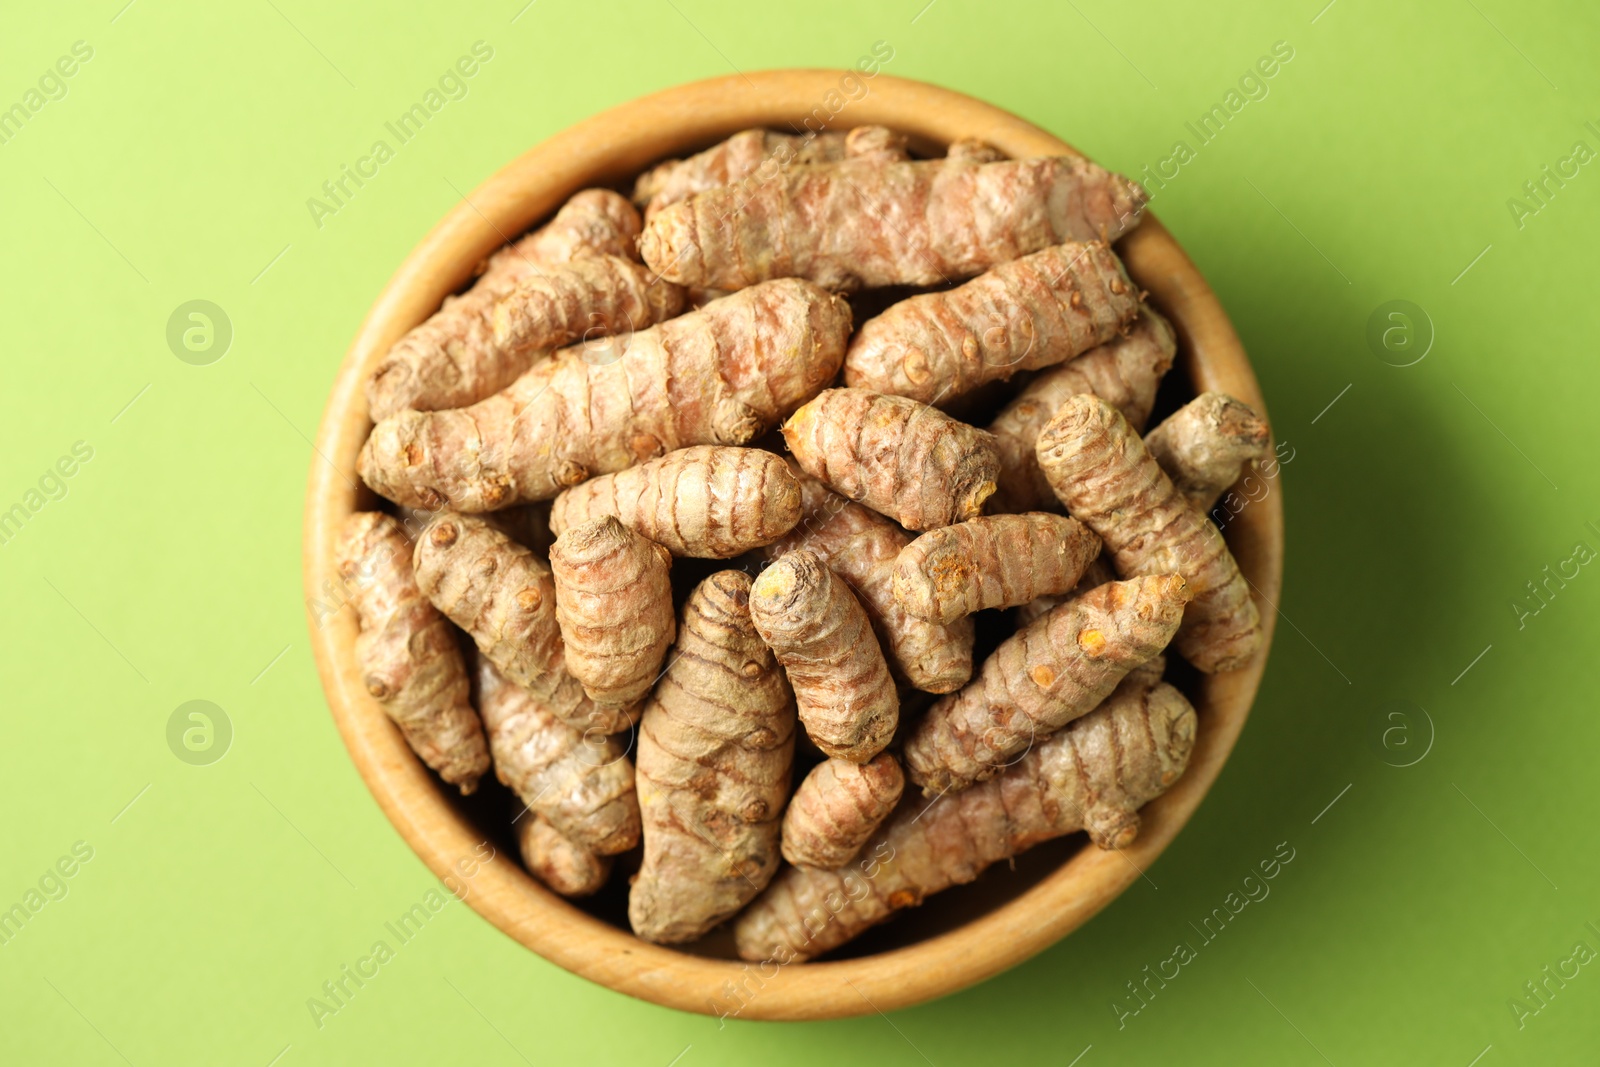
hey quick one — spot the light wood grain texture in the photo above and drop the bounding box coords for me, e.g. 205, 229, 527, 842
302, 70, 1283, 1021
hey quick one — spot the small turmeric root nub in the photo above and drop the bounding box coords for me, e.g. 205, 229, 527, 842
781, 754, 904, 869
549, 446, 802, 559
477, 658, 640, 855
750, 550, 898, 763
1143, 391, 1272, 512
518, 814, 612, 897
550, 517, 675, 708
892, 513, 1102, 624
336, 513, 489, 794
783, 388, 1001, 532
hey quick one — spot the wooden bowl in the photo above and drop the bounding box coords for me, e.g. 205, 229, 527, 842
303, 69, 1282, 1021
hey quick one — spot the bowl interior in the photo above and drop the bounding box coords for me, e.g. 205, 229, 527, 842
304, 69, 1281, 1020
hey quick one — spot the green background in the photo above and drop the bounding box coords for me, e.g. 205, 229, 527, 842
2, 0, 1596, 1063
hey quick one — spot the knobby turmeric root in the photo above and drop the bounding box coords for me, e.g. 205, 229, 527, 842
750, 550, 898, 762
945, 138, 1006, 164
550, 517, 675, 708
549, 446, 801, 559
892, 513, 1102, 624
413, 512, 557, 694
488, 254, 686, 359
1143, 391, 1271, 511
1037, 394, 1263, 673
903, 574, 1190, 794
397, 502, 553, 557
632, 130, 848, 214
518, 814, 612, 897
413, 512, 637, 734
629, 571, 795, 944
336, 513, 489, 793
733, 672, 1197, 962
763, 466, 974, 693
783, 388, 1002, 531
841, 124, 912, 163
632, 125, 910, 217
640, 155, 1148, 292
986, 304, 1176, 513
1013, 555, 1118, 629
508, 187, 645, 266
781, 754, 904, 869
843, 242, 1140, 405
476, 658, 640, 855
366, 188, 642, 421
359, 278, 851, 511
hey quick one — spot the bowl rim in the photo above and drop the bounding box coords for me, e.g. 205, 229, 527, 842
302, 68, 1283, 1022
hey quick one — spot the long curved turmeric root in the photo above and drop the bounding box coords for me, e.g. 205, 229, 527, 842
360, 279, 851, 511
986, 304, 1176, 513
781, 754, 903, 869
844, 242, 1140, 405
1144, 392, 1271, 511
366, 189, 642, 421
632, 126, 908, 216
903, 574, 1189, 794
336, 513, 488, 793
750, 550, 898, 762
734, 673, 1197, 962
412, 512, 637, 734
1037, 394, 1263, 673
518, 815, 612, 897
630, 571, 795, 944
550, 517, 675, 708
550, 446, 802, 558
783, 388, 1001, 531
477, 658, 639, 855
891, 513, 1102, 624
763, 467, 973, 693
640, 155, 1148, 292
